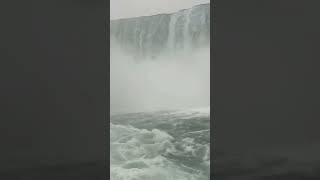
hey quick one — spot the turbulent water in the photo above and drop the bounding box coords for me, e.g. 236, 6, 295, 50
110, 3, 211, 180
110, 108, 210, 180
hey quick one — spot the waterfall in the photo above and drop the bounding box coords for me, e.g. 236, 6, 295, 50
183, 8, 192, 51
110, 5, 211, 179
167, 12, 179, 52
110, 3, 210, 58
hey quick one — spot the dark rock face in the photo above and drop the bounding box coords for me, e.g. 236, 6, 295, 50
110, 3, 210, 58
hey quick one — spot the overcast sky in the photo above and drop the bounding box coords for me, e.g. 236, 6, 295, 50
111, 0, 210, 20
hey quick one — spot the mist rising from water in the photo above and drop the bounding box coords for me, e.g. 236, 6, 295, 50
110, 43, 210, 114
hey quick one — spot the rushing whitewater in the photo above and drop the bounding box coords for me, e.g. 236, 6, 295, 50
110, 3, 211, 180
111, 108, 210, 180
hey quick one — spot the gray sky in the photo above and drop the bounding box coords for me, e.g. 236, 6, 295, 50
111, 0, 210, 20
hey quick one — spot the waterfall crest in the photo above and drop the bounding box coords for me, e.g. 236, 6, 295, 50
110, 3, 210, 58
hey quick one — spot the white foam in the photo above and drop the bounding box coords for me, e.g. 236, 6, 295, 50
110, 122, 208, 180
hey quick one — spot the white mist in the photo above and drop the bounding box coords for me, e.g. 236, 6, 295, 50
110, 45, 210, 114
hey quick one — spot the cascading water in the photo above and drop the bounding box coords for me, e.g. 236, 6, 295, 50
110, 3, 210, 58
110, 3, 211, 180
183, 8, 192, 51
167, 12, 179, 52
